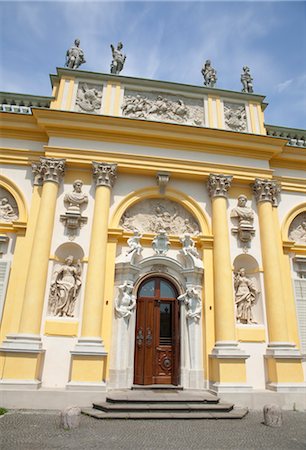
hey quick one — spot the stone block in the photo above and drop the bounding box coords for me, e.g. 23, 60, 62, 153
60, 405, 81, 430
263, 404, 283, 427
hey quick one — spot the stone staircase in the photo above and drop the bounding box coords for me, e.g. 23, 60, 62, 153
82, 387, 248, 420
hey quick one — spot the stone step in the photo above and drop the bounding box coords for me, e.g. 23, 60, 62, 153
93, 401, 234, 413
82, 407, 248, 420
105, 390, 219, 404
131, 384, 184, 390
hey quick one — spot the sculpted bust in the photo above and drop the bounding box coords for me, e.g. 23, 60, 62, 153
64, 180, 88, 214
231, 195, 254, 227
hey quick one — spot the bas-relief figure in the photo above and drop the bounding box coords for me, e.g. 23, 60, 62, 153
120, 199, 200, 236
48, 256, 82, 317
241, 66, 254, 93
110, 42, 126, 75
122, 91, 204, 127
289, 213, 306, 244
0, 197, 18, 222
224, 102, 247, 132
230, 195, 255, 244
115, 281, 136, 319
66, 39, 86, 70
75, 83, 103, 113
234, 268, 259, 324
201, 60, 217, 88
178, 287, 202, 322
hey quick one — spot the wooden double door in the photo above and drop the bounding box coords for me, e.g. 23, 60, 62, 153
134, 277, 180, 385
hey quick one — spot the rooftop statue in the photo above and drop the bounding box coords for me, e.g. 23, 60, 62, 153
241, 66, 253, 93
110, 42, 126, 75
201, 60, 217, 88
65, 39, 86, 70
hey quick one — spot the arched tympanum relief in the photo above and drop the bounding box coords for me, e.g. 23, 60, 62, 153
289, 212, 306, 245
0, 188, 19, 222
119, 198, 200, 235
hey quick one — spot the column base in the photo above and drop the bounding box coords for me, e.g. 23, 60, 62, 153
0, 334, 45, 385
266, 382, 306, 393
209, 382, 253, 393
211, 341, 250, 359
1, 333, 43, 352
70, 338, 107, 385
209, 341, 250, 391
0, 379, 41, 390
265, 343, 305, 388
71, 337, 107, 356
66, 381, 106, 391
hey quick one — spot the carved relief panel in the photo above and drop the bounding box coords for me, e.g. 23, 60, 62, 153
0, 188, 19, 222
224, 102, 248, 132
122, 90, 204, 126
289, 212, 306, 245
74, 82, 103, 114
119, 198, 200, 235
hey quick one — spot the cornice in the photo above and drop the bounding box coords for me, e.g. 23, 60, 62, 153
32, 108, 285, 160
45, 144, 273, 181
0, 112, 48, 142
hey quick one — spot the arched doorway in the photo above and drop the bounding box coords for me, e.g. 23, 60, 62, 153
134, 277, 180, 385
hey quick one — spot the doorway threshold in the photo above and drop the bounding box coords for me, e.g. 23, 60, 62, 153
132, 384, 183, 391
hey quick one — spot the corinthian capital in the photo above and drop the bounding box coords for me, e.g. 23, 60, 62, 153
207, 174, 232, 198
32, 157, 65, 185
92, 162, 117, 188
252, 178, 281, 206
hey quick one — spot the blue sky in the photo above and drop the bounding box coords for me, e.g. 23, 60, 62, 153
1, 1, 305, 129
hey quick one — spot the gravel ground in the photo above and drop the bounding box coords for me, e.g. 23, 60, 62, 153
1, 409, 306, 450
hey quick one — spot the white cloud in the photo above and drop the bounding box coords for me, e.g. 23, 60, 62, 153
276, 79, 293, 93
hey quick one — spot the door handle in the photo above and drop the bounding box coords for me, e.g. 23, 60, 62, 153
146, 328, 153, 347
136, 328, 144, 348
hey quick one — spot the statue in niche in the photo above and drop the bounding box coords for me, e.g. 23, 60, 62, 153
201, 60, 217, 88
48, 256, 82, 317
224, 103, 247, 132
110, 42, 126, 75
178, 287, 202, 322
115, 281, 136, 319
289, 216, 306, 245
241, 66, 254, 93
0, 197, 18, 222
180, 234, 200, 259
231, 195, 255, 244
234, 268, 259, 324
126, 230, 143, 259
65, 39, 86, 70
76, 83, 102, 113
64, 179, 88, 214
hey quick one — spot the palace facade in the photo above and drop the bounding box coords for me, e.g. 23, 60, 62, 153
0, 68, 305, 408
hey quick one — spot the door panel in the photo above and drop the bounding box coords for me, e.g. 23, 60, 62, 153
134, 278, 180, 385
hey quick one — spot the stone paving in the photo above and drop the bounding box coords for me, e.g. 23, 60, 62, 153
1, 409, 306, 450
